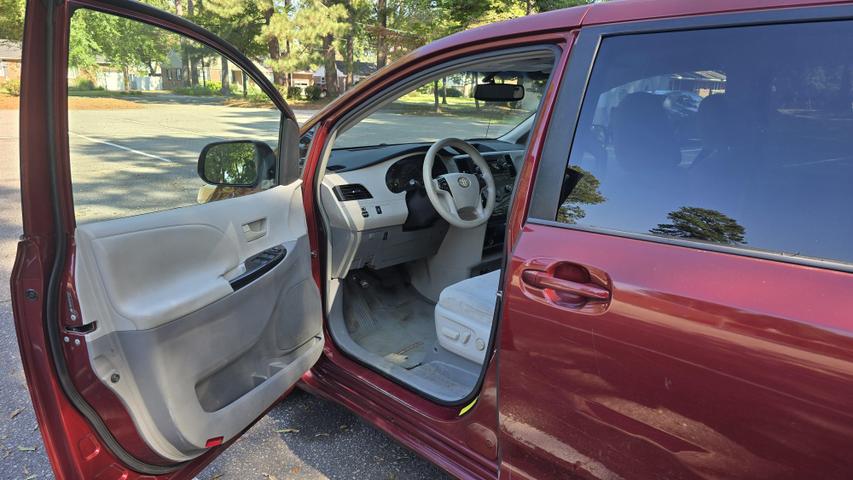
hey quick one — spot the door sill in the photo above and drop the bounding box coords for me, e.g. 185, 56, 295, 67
300, 357, 498, 480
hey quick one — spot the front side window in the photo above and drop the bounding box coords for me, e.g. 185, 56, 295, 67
557, 21, 853, 264
67, 9, 282, 224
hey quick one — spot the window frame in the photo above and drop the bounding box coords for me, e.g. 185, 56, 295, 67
528, 4, 853, 274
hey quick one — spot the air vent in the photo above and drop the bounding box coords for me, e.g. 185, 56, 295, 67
333, 184, 373, 201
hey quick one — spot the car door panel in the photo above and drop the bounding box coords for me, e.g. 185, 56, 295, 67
14, 0, 325, 476
75, 183, 323, 461
502, 224, 853, 479
76, 185, 306, 333
502, 9, 853, 479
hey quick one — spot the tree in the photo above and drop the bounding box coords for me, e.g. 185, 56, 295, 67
69, 7, 171, 91
0, 0, 25, 41
322, 0, 351, 97
323, 31, 338, 96
342, 0, 371, 89
375, 0, 387, 68
433, 79, 440, 112
205, 0, 289, 86
532, 0, 592, 13
262, 2, 287, 86
557, 167, 605, 224
650, 207, 746, 245
193, 1, 266, 94
68, 10, 101, 72
262, 0, 346, 95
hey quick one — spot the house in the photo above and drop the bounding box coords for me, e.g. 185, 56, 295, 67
291, 71, 314, 89
0, 40, 22, 82
313, 61, 377, 93
163, 54, 314, 94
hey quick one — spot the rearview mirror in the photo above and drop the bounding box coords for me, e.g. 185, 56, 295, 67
197, 140, 275, 187
474, 83, 525, 102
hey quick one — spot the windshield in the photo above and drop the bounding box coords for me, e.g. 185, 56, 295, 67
334, 70, 548, 149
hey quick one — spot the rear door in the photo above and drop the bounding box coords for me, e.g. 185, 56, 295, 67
500, 7, 853, 480
12, 1, 323, 478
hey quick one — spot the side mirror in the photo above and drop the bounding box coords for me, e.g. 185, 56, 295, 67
474, 83, 525, 102
197, 140, 276, 187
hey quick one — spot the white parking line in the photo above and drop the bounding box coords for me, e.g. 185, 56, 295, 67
69, 132, 174, 163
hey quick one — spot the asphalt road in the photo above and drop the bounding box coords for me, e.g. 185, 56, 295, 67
0, 103, 450, 480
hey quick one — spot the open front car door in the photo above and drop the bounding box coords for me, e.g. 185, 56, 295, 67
12, 1, 323, 478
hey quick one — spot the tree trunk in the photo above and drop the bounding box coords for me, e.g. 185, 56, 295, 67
345, 7, 355, 90
433, 80, 440, 113
324, 33, 338, 98
263, 6, 286, 86
442, 77, 448, 104
474, 73, 480, 110
220, 55, 229, 95
122, 66, 130, 91
188, 0, 199, 86
175, 0, 188, 88
345, 34, 354, 90
190, 55, 200, 86
284, 42, 292, 90
377, 0, 387, 69
283, 0, 292, 89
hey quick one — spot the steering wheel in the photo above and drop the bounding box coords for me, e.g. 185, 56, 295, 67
423, 138, 496, 229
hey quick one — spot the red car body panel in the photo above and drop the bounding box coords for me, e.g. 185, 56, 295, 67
500, 225, 853, 479
12, 0, 853, 479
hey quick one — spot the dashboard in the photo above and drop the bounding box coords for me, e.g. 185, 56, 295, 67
320, 141, 524, 275
385, 155, 448, 193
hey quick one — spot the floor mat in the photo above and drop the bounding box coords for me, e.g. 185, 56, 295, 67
343, 269, 437, 370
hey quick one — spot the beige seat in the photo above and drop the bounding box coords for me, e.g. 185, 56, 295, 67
434, 270, 500, 365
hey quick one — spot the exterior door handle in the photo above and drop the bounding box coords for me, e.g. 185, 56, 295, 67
517, 258, 612, 314
521, 270, 611, 300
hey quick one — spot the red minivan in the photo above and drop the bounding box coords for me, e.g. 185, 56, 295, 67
12, 0, 853, 478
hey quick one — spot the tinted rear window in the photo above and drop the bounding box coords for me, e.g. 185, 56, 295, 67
557, 21, 853, 264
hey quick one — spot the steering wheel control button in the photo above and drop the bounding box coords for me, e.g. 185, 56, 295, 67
437, 178, 450, 191
375, 206, 383, 214
361, 207, 369, 218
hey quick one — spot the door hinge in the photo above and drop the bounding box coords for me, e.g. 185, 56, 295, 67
310, 250, 319, 258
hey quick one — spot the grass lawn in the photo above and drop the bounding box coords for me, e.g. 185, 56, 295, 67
0, 95, 18, 110
225, 96, 332, 110
389, 91, 531, 123
1, 93, 142, 110
68, 89, 167, 98
68, 89, 331, 110
9, 89, 529, 122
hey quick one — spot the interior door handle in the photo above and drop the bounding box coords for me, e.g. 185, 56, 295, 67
242, 218, 267, 242
521, 270, 611, 300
